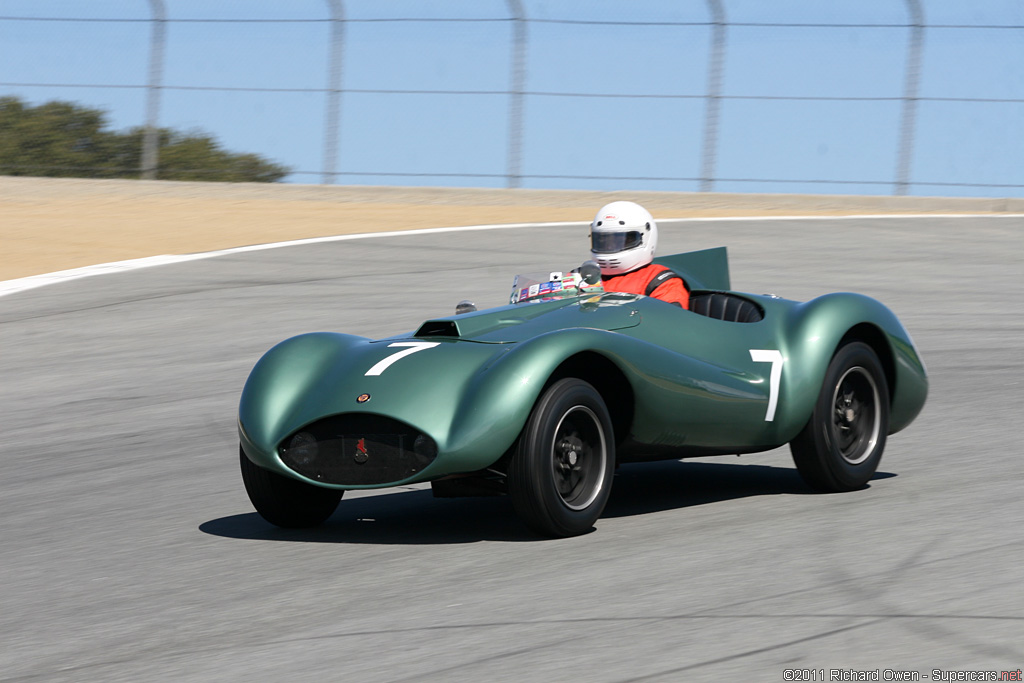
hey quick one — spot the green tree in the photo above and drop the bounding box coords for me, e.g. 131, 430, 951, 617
0, 96, 290, 182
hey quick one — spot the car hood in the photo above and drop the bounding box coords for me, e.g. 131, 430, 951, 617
405, 293, 643, 344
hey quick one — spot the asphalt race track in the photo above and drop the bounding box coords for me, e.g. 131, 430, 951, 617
1, 216, 1022, 681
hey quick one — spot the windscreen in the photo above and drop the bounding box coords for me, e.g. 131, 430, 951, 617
509, 271, 602, 304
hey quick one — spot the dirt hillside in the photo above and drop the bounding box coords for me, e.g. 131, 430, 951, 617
3, 177, 1020, 281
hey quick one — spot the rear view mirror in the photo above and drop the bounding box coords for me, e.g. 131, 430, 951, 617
578, 260, 602, 285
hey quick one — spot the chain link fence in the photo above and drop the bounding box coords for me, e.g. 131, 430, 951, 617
1, 1, 1022, 196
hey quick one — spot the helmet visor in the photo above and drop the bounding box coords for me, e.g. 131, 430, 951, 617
591, 230, 643, 254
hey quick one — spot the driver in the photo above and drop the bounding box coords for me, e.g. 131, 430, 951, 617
589, 201, 689, 309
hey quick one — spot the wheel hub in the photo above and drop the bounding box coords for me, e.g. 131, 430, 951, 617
557, 435, 584, 471
830, 367, 880, 465
836, 393, 859, 427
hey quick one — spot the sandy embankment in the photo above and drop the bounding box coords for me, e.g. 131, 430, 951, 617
2, 176, 1021, 281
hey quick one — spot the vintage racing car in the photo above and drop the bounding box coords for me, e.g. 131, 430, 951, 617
237, 247, 927, 537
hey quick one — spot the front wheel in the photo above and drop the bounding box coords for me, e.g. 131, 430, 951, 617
790, 342, 890, 492
508, 379, 615, 537
240, 447, 343, 527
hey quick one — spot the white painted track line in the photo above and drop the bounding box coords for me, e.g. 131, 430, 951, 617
2, 214, 1021, 298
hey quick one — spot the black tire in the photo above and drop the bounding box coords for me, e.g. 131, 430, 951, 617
239, 446, 343, 528
508, 379, 615, 537
790, 342, 890, 492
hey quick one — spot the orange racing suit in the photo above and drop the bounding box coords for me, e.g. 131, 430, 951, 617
601, 263, 689, 309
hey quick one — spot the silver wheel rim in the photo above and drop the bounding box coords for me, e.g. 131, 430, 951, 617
831, 366, 881, 465
550, 405, 607, 510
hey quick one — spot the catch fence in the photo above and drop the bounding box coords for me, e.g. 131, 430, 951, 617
1, 1, 1022, 196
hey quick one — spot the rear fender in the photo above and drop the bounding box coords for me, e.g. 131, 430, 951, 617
776, 293, 928, 438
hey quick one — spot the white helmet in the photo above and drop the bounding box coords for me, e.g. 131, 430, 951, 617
589, 201, 658, 275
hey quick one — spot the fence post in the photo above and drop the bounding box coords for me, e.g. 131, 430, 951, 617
322, 0, 344, 185
895, 0, 924, 195
141, 0, 166, 180
506, 0, 526, 189
699, 0, 726, 193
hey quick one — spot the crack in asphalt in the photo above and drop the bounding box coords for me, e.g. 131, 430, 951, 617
619, 618, 886, 681
832, 535, 1024, 662
4, 611, 1020, 682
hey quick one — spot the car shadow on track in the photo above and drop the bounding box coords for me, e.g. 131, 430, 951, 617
201, 490, 532, 545
199, 460, 895, 545
605, 460, 893, 519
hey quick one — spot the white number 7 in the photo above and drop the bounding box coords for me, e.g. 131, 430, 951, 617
365, 342, 439, 376
749, 349, 785, 421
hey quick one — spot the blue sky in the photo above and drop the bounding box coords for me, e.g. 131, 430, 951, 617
1, 0, 1022, 196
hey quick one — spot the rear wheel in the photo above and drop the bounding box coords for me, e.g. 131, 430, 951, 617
790, 342, 889, 492
240, 446, 343, 527
508, 379, 615, 537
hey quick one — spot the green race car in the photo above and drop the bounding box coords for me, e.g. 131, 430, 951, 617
238, 247, 927, 537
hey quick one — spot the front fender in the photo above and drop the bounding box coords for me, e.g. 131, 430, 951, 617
442, 328, 641, 472
238, 332, 369, 469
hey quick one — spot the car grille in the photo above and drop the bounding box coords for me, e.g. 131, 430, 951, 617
279, 414, 437, 486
